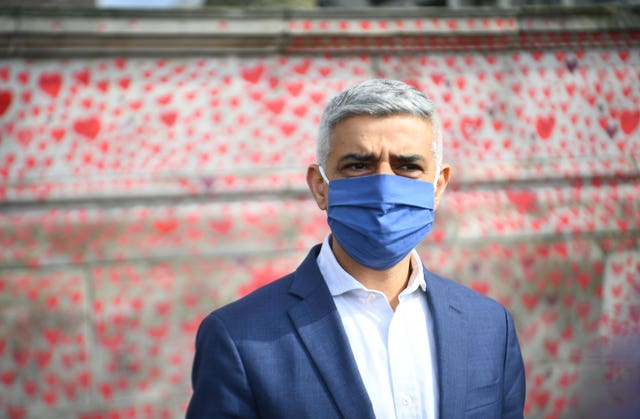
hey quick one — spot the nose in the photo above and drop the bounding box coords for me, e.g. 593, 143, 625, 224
374, 161, 394, 176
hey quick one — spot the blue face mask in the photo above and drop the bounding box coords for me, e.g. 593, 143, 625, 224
319, 166, 436, 270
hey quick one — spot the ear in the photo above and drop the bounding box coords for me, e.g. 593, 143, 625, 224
434, 164, 451, 211
307, 164, 328, 211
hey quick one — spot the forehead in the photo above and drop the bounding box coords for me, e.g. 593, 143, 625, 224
328, 114, 434, 158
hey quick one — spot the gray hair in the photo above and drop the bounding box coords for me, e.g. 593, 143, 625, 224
316, 79, 443, 168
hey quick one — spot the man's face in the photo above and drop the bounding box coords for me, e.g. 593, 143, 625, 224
307, 114, 451, 212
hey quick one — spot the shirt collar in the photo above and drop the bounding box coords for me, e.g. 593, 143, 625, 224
317, 235, 427, 297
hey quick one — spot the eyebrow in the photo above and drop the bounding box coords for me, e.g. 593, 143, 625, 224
337, 153, 427, 163
394, 154, 426, 163
337, 152, 375, 163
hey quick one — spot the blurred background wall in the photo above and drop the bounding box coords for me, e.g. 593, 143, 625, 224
1, 2, 639, 418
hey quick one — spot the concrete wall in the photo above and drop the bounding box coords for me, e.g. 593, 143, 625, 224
1, 6, 639, 418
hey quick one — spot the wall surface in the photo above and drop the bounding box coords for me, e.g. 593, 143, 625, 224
1, 6, 639, 419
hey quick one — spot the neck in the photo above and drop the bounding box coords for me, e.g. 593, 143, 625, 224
330, 236, 412, 310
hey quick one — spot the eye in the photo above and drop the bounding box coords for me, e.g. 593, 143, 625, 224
339, 162, 372, 176
347, 162, 368, 171
398, 164, 422, 171
390, 155, 427, 176
394, 164, 424, 176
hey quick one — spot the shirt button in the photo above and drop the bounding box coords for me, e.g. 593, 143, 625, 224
401, 395, 410, 406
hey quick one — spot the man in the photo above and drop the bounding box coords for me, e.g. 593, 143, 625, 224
187, 79, 526, 418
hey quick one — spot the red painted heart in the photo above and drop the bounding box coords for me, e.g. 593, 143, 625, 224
73, 116, 101, 139
620, 109, 639, 135
160, 111, 178, 127
241, 64, 265, 84
535, 116, 555, 140
38, 72, 63, 98
459, 116, 483, 139
0, 90, 12, 116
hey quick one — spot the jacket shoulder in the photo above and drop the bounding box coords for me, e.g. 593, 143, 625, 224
213, 272, 296, 323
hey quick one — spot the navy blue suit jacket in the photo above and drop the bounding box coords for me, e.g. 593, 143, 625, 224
187, 245, 525, 418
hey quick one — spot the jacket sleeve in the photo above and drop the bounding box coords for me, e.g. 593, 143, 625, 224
501, 309, 526, 419
186, 314, 259, 419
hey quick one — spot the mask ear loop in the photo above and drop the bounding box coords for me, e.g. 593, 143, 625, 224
318, 165, 330, 185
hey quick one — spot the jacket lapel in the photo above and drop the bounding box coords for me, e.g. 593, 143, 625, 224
425, 269, 468, 419
288, 246, 375, 419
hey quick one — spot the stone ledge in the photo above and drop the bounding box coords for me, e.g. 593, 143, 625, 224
1, 6, 639, 56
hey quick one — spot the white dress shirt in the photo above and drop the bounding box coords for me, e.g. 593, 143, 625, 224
317, 236, 439, 419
